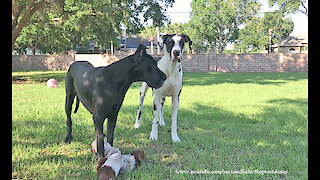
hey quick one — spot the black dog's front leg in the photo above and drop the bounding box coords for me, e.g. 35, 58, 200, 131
94, 114, 106, 159
107, 115, 118, 146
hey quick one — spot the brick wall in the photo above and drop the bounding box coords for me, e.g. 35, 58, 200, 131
213, 53, 308, 72
12, 51, 308, 72
12, 54, 74, 71
181, 50, 308, 72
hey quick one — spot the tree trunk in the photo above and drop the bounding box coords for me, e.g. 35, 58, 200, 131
150, 40, 154, 54
12, 0, 46, 49
149, 36, 154, 55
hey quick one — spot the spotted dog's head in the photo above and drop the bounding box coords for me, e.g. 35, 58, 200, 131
159, 34, 192, 62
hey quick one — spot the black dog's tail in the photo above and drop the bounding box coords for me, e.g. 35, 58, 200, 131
74, 96, 80, 114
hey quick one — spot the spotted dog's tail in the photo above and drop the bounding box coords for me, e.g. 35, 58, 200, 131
134, 82, 149, 129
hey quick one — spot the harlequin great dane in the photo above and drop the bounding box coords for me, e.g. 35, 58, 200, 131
134, 34, 192, 142
64, 44, 167, 159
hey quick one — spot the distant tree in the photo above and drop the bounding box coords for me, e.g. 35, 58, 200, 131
261, 10, 294, 41
234, 10, 294, 53
268, 0, 308, 16
188, 0, 260, 53
234, 17, 266, 53
140, 0, 175, 26
161, 23, 187, 34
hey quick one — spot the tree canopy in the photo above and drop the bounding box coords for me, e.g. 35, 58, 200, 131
13, 0, 174, 54
12, 0, 305, 54
188, 0, 260, 53
234, 10, 294, 53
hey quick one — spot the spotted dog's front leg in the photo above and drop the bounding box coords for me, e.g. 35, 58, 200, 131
171, 94, 181, 143
159, 96, 166, 127
149, 96, 161, 141
135, 82, 148, 129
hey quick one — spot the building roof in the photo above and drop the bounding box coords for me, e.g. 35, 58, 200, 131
118, 38, 157, 49
272, 31, 308, 47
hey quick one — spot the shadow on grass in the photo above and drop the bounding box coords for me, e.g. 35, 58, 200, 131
12, 71, 67, 84
12, 115, 95, 148
12, 96, 308, 153
12, 71, 308, 86
112, 97, 307, 178
12, 71, 143, 89
183, 72, 308, 86
12, 96, 308, 179
12, 71, 308, 179
12, 114, 97, 179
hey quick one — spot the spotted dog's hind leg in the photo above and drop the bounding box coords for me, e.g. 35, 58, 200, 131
134, 82, 149, 129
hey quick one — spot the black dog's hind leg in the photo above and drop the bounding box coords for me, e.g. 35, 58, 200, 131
65, 93, 75, 143
64, 73, 76, 144
64, 93, 76, 143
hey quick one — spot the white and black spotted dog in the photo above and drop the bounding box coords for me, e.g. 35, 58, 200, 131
134, 34, 192, 143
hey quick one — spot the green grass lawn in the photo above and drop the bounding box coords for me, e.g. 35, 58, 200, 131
12, 71, 308, 179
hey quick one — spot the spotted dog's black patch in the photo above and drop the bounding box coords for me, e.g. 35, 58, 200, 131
138, 110, 142, 120
162, 34, 175, 54
153, 104, 157, 111
178, 65, 181, 72
178, 89, 182, 100
161, 97, 165, 106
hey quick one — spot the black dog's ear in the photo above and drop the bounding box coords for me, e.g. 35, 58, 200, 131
135, 44, 147, 57
182, 34, 192, 51
159, 34, 174, 51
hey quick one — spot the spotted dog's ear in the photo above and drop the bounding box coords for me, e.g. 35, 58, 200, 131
182, 34, 193, 51
158, 34, 174, 51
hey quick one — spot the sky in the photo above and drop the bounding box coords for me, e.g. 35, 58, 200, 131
164, 0, 308, 37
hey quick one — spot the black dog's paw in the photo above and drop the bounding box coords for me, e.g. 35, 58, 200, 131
64, 135, 72, 144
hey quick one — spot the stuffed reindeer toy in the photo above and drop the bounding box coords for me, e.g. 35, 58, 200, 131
91, 140, 145, 180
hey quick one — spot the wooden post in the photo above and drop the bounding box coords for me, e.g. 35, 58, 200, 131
68, 50, 76, 62
157, 27, 160, 55
268, 28, 272, 53
111, 40, 114, 55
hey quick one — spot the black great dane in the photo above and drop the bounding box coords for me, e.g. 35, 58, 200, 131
64, 44, 167, 159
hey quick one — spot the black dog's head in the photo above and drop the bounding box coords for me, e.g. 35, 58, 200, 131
132, 44, 166, 89
158, 34, 192, 62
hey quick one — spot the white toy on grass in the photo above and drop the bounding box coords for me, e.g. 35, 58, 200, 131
91, 140, 145, 180
47, 78, 58, 88
91, 139, 121, 158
